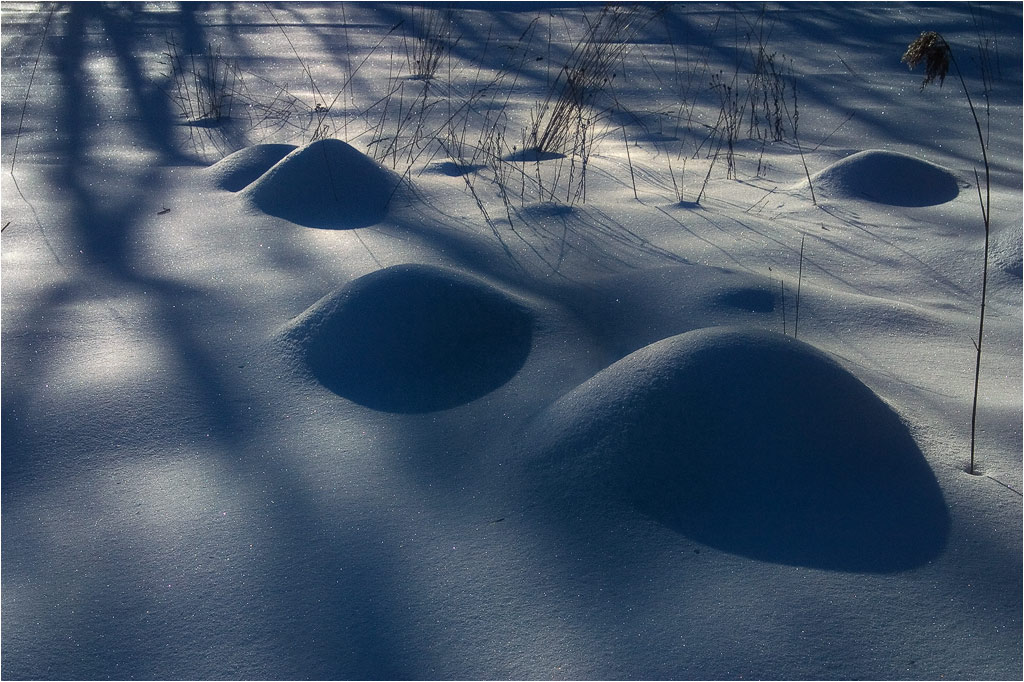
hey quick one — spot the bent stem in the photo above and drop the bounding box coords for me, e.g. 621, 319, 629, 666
947, 39, 991, 477
969, 163, 990, 476
903, 32, 991, 474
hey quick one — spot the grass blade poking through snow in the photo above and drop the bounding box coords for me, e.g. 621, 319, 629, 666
903, 31, 991, 475
404, 5, 457, 81
528, 5, 654, 156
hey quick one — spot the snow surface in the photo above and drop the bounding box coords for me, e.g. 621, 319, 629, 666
804, 149, 962, 206
2, 2, 1021, 680
242, 138, 404, 229
279, 263, 535, 413
206, 143, 297, 192
514, 326, 950, 573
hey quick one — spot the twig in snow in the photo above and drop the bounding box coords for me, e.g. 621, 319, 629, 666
10, 5, 54, 175
622, 124, 639, 200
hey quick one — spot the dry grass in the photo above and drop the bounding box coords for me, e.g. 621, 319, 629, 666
902, 31, 951, 87
528, 5, 655, 156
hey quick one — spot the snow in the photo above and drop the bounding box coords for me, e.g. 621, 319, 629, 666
206, 143, 296, 191
2, 2, 1021, 680
241, 138, 404, 229
515, 326, 949, 573
279, 263, 534, 413
804, 149, 962, 206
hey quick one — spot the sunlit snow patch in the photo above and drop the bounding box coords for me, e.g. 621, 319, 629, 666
523, 326, 950, 572
279, 264, 534, 413
206, 143, 297, 191
804, 149, 960, 207
242, 138, 402, 229
992, 219, 1023, 278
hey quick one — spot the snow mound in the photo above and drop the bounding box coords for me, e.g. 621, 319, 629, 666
806, 149, 959, 206
242, 138, 402, 229
206, 143, 297, 191
524, 326, 949, 572
429, 160, 483, 177
280, 264, 534, 413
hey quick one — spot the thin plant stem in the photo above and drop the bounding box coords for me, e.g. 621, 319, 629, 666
904, 31, 991, 474
795, 235, 804, 339
780, 278, 786, 336
946, 44, 992, 477
10, 5, 54, 175
623, 124, 638, 200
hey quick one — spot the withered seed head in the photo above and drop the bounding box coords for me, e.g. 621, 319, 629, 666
902, 31, 951, 88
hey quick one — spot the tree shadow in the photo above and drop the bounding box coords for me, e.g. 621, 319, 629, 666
2, 5, 435, 678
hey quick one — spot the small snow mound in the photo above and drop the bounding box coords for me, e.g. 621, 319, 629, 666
242, 138, 402, 229
429, 160, 483, 177
805, 149, 959, 206
525, 326, 948, 572
517, 202, 575, 220
206, 144, 297, 191
280, 264, 533, 413
504, 148, 565, 162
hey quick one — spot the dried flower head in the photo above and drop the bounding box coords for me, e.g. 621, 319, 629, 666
902, 31, 951, 88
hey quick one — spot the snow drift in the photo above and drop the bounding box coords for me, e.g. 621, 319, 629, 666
279, 264, 534, 413
806, 149, 960, 206
206, 143, 297, 191
3, 3, 1020, 678
521, 326, 950, 572
241, 139, 402, 229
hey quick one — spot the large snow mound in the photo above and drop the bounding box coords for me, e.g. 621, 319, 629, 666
242, 138, 402, 229
523, 326, 950, 572
205, 143, 297, 191
806, 149, 960, 206
280, 264, 534, 413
